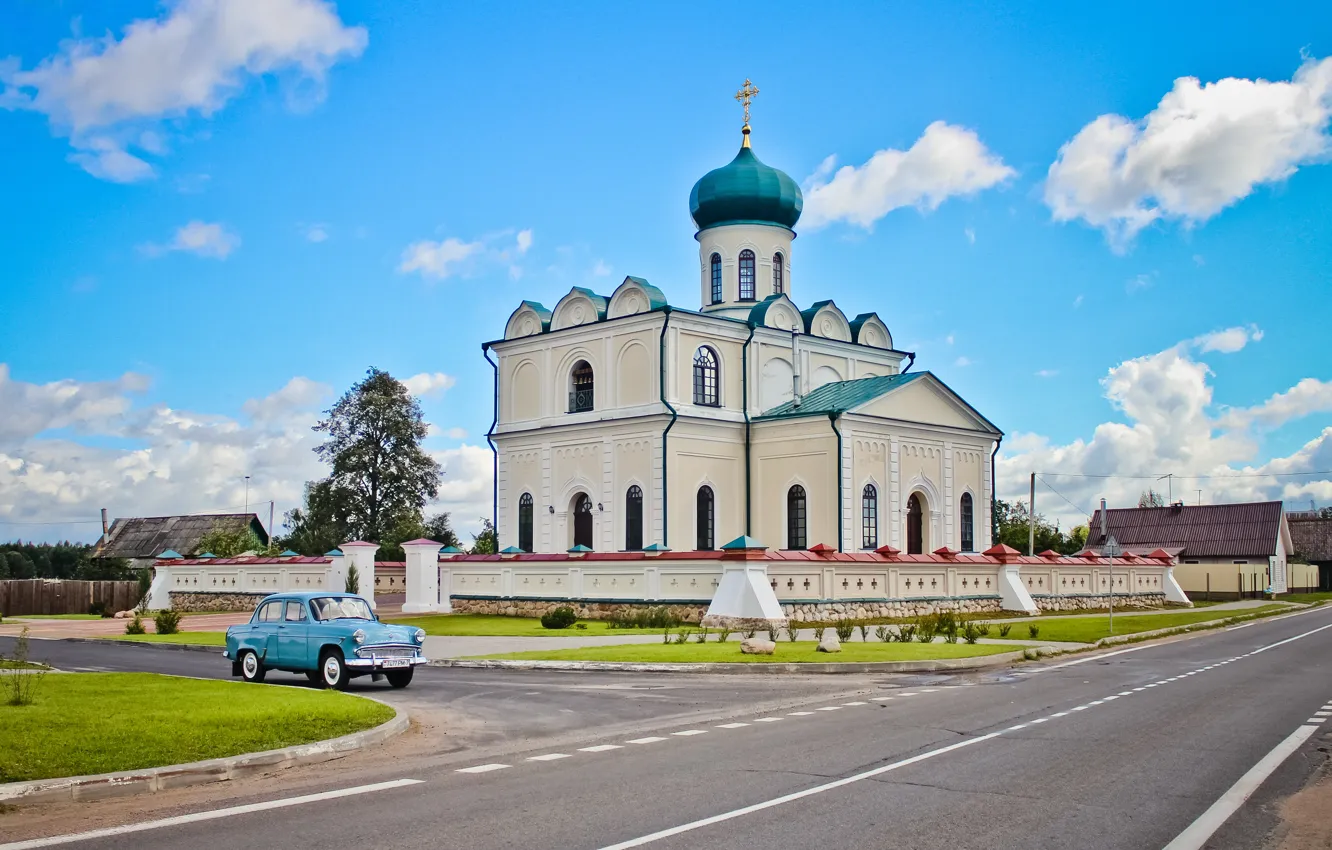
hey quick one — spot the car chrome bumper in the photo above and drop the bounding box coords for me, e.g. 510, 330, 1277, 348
345, 656, 428, 669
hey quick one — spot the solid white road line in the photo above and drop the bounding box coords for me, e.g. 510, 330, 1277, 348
1249, 622, 1332, 656
0, 779, 425, 850
1162, 725, 1319, 850
579, 745, 623, 753
1226, 622, 1256, 631
457, 764, 509, 774
527, 753, 571, 761
594, 734, 1000, 850
1025, 643, 1152, 673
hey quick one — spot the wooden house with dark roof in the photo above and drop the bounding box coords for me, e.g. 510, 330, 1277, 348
1288, 510, 1332, 591
1085, 501, 1296, 598
94, 513, 270, 570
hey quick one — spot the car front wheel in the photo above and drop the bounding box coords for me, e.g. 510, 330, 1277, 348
319, 649, 350, 690
386, 668, 414, 689
239, 650, 266, 683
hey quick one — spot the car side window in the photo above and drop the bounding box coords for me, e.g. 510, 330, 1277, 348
284, 601, 306, 622
257, 601, 282, 622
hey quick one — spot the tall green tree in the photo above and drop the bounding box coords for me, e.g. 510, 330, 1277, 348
991, 499, 1081, 555
1138, 489, 1166, 508
194, 522, 265, 557
469, 518, 498, 555
285, 368, 443, 556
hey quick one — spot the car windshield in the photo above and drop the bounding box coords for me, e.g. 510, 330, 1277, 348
310, 597, 375, 622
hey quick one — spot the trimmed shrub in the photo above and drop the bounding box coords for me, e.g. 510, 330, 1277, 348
997, 623, 1012, 638
125, 614, 146, 635
812, 624, 827, 643
875, 625, 891, 643
153, 609, 182, 635
898, 623, 918, 643
540, 606, 578, 629
717, 626, 732, 643
961, 620, 983, 644
835, 619, 855, 642
1028, 624, 1041, 639
785, 622, 801, 642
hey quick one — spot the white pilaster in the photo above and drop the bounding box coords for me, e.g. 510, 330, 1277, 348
340, 541, 380, 609
401, 539, 447, 614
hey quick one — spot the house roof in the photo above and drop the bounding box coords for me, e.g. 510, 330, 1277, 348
1085, 501, 1285, 559
756, 373, 925, 419
1289, 513, 1332, 561
96, 514, 270, 560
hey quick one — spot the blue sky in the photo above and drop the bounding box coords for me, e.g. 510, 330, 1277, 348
2, 0, 1331, 543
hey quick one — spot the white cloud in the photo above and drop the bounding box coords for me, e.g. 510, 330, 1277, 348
1045, 56, 1332, 249
0, 0, 367, 181
403, 372, 456, 397
802, 121, 1015, 229
1193, 324, 1263, 354
398, 238, 482, 279
1126, 272, 1155, 293
998, 334, 1332, 527
954, 356, 973, 367
445, 427, 468, 440
945, 334, 955, 346
1073, 294, 1084, 309
591, 259, 612, 277
0, 366, 495, 545
516, 229, 533, 254
1036, 369, 1059, 378
143, 221, 239, 259
964, 227, 976, 245
304, 224, 329, 243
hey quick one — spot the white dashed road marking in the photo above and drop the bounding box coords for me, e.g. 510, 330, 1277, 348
527, 753, 571, 762
456, 764, 509, 774
579, 745, 622, 753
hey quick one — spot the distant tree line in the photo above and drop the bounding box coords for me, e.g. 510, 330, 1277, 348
991, 499, 1088, 555
0, 541, 132, 580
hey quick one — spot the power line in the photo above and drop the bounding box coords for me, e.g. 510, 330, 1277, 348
1036, 475, 1094, 521
1038, 470, 1332, 480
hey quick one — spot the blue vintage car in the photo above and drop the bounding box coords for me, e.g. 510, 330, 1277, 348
224, 592, 427, 689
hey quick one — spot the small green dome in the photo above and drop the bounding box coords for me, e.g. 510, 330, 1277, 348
689, 142, 803, 232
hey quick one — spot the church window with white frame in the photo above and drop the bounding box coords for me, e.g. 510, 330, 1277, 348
692, 346, 719, 407
696, 486, 715, 550
861, 484, 878, 549
710, 253, 722, 304
518, 492, 534, 553
959, 492, 974, 552
787, 485, 807, 550
625, 485, 643, 551
773, 252, 784, 295
738, 250, 756, 301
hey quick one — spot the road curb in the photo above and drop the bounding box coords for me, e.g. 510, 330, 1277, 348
0, 701, 408, 804
432, 649, 1031, 675
49, 636, 222, 654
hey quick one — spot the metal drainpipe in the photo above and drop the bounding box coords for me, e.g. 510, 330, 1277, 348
990, 436, 1002, 547
658, 308, 677, 548
902, 351, 917, 374
742, 321, 756, 536
483, 344, 500, 550
829, 413, 844, 552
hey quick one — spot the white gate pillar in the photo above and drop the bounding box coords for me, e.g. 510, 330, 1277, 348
340, 541, 380, 609
702, 536, 786, 628
402, 539, 446, 614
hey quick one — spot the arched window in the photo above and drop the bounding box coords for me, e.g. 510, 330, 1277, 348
861, 484, 878, 549
787, 485, 807, 550
906, 493, 924, 555
573, 493, 593, 549
518, 493, 534, 553
569, 360, 594, 412
710, 253, 722, 304
960, 493, 974, 552
738, 250, 756, 301
773, 252, 784, 295
696, 486, 715, 550
625, 486, 643, 551
692, 346, 719, 407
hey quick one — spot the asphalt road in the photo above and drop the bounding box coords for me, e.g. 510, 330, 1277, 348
5, 608, 1332, 850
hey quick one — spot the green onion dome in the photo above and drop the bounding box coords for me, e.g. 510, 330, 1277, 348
689, 136, 803, 232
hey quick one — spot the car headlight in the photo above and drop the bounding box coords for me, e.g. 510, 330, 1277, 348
353, 629, 366, 644
414, 629, 426, 644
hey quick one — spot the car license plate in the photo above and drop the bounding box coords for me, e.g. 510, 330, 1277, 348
380, 658, 411, 668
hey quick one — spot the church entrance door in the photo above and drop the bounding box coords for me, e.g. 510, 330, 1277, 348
573, 493, 593, 549
906, 494, 923, 555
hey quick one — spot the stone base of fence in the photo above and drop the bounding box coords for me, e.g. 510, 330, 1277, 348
168, 591, 270, 613
1029, 592, 1171, 611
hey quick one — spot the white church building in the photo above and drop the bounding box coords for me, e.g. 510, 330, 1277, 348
485, 111, 1002, 561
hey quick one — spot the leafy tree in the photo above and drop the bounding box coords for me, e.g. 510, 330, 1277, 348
194, 522, 264, 558
1067, 524, 1089, 552
469, 518, 498, 555
0, 542, 113, 579
422, 513, 460, 549
992, 500, 1079, 555
1138, 489, 1165, 508
310, 368, 442, 549
279, 479, 355, 556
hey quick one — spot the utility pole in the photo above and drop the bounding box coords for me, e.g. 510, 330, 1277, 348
1028, 472, 1036, 556
268, 501, 275, 548
1197, 489, 1203, 506
1101, 498, 1119, 634
1157, 473, 1173, 504
244, 475, 251, 516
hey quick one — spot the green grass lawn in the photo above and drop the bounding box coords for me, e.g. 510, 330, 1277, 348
474, 640, 1024, 664
1014, 605, 1287, 644
0, 672, 394, 783
1281, 592, 1332, 605
0, 659, 47, 669
386, 613, 653, 637
103, 631, 227, 646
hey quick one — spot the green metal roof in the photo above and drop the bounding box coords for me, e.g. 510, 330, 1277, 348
755, 372, 926, 420
689, 143, 803, 232
567, 287, 609, 320
720, 534, 767, 550
621, 276, 668, 310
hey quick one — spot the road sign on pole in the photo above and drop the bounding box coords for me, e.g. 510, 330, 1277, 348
1103, 534, 1122, 634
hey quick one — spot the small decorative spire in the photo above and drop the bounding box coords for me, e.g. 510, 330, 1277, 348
735, 78, 759, 148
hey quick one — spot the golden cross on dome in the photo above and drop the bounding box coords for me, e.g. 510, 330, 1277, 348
735, 78, 759, 145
